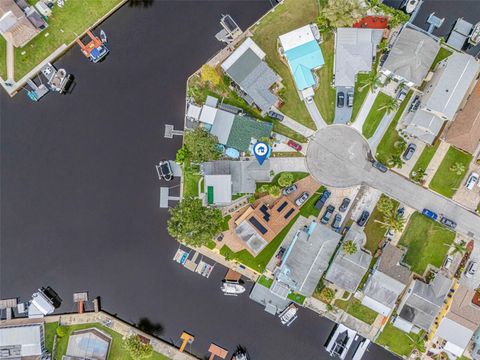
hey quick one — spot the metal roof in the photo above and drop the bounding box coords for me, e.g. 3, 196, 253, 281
0, 323, 43, 357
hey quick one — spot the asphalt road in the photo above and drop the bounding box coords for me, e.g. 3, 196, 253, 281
0, 1, 398, 360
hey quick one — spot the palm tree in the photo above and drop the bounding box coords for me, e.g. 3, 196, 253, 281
412, 168, 427, 183
343, 240, 358, 255
450, 240, 467, 255
378, 97, 399, 114
376, 196, 394, 215
450, 162, 466, 175
376, 212, 406, 233
359, 71, 381, 92
321, 0, 366, 29
406, 334, 425, 353
388, 154, 404, 169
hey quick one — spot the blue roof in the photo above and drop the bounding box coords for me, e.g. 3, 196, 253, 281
284, 40, 324, 90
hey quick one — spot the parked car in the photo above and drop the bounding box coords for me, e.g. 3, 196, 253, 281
267, 111, 284, 122
321, 205, 335, 224
466, 172, 480, 190
440, 216, 457, 229
422, 208, 438, 220
402, 143, 417, 161
339, 197, 351, 212
465, 260, 478, 278
443, 256, 453, 270
276, 247, 286, 261
331, 213, 342, 230
372, 160, 388, 173
397, 88, 407, 102
283, 184, 297, 195
357, 210, 370, 227
409, 96, 420, 112
306, 96, 314, 104
295, 192, 309, 206
397, 207, 405, 217
386, 228, 395, 241
287, 140, 302, 152
158, 160, 173, 181
337, 92, 345, 108
347, 92, 354, 107
314, 189, 331, 210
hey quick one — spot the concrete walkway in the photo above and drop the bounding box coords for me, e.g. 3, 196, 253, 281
273, 107, 316, 138
305, 100, 328, 129
6, 41, 14, 81
424, 141, 450, 186
352, 90, 378, 133
368, 112, 394, 152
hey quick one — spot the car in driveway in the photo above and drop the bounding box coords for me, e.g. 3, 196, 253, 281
321, 205, 335, 224
283, 184, 297, 195
267, 111, 284, 122
440, 216, 457, 230
337, 92, 345, 108
422, 208, 438, 220
295, 192, 309, 206
466, 172, 479, 190
465, 260, 478, 278
287, 140, 302, 152
315, 189, 331, 211
402, 143, 417, 161
372, 160, 388, 173
357, 210, 370, 227
347, 92, 354, 107
306, 96, 314, 104
339, 198, 351, 212
331, 213, 342, 230
397, 88, 407, 102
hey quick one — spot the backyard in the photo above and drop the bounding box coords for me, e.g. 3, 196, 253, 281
335, 298, 378, 325
429, 146, 473, 198
10, 0, 123, 81
313, 32, 336, 124
183, 165, 201, 197
409, 141, 440, 180
0, 38, 6, 80
399, 212, 455, 275
376, 322, 425, 357
362, 92, 395, 139
252, 0, 319, 129
430, 47, 453, 71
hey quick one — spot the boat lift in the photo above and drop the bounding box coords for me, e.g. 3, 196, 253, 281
26, 78, 49, 102
41, 62, 73, 94
76, 30, 109, 63
427, 12, 445, 34
215, 14, 242, 44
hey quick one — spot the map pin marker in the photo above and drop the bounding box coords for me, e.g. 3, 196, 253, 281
253, 142, 270, 165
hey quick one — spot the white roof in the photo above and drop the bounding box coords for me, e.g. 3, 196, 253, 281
437, 317, 474, 353
205, 174, 232, 205
444, 341, 467, 357
279, 25, 315, 52
361, 295, 394, 316
0, 324, 43, 357
186, 103, 202, 120
30, 291, 55, 316
393, 316, 414, 333
199, 105, 218, 125
221, 37, 266, 71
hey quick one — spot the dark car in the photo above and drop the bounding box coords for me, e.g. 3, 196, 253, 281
276, 247, 286, 260
321, 205, 335, 224
314, 189, 331, 210
337, 92, 345, 108
339, 197, 351, 213
158, 160, 173, 181
422, 208, 438, 220
347, 92, 354, 107
267, 111, 284, 121
287, 140, 302, 152
331, 213, 342, 230
397, 206, 405, 217
372, 160, 388, 173
283, 184, 297, 195
440, 217, 457, 230
357, 210, 370, 227
403, 143, 417, 161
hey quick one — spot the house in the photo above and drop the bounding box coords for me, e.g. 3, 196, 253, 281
270, 221, 342, 298
403, 52, 480, 144
334, 28, 383, 88
235, 196, 298, 255
0, 0, 40, 47
324, 224, 372, 293
361, 244, 412, 316
201, 159, 271, 194
393, 273, 452, 333
204, 174, 232, 206
279, 24, 324, 98
0, 323, 47, 358
445, 81, 480, 154
221, 38, 280, 113
434, 285, 480, 357
381, 27, 440, 88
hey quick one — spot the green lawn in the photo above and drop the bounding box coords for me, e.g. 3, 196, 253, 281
0, 37, 6, 80
45, 322, 169, 360
221, 215, 232, 232
429, 147, 473, 198
363, 195, 399, 254
257, 171, 309, 191
362, 92, 395, 139
183, 165, 201, 197
399, 212, 455, 275
288, 291, 306, 305
45, 322, 57, 353
375, 91, 413, 165
376, 323, 425, 357
298, 186, 325, 218
272, 121, 308, 143
258, 275, 274, 288
350, 73, 370, 123
252, 0, 319, 129
409, 141, 440, 180
335, 298, 378, 325
430, 47, 453, 71
314, 32, 336, 124
13, 0, 123, 80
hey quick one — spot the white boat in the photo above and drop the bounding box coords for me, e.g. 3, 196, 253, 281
278, 303, 298, 326
100, 29, 107, 43
469, 22, 480, 46
221, 282, 246, 296
405, 0, 420, 14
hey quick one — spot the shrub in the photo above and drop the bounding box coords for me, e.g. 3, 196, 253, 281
56, 326, 68, 338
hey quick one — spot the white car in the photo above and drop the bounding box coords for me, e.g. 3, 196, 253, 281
465, 260, 478, 278
466, 172, 479, 190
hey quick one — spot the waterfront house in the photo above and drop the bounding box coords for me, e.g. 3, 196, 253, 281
204, 174, 232, 206
0, 0, 40, 47
0, 322, 47, 358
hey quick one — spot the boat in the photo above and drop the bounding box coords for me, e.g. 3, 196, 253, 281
278, 303, 298, 326
405, 0, 420, 14
231, 346, 250, 360
157, 160, 173, 181
100, 29, 107, 43
469, 22, 480, 46
221, 282, 246, 296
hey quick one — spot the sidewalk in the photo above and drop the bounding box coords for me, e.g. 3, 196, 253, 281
6, 42, 14, 81
424, 141, 450, 186
352, 89, 378, 132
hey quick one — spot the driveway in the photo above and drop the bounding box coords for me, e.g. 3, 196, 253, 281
269, 157, 308, 174
334, 87, 353, 124
305, 100, 328, 129
306, 125, 480, 242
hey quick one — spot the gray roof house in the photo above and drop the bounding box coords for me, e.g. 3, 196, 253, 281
221, 38, 279, 113
271, 221, 342, 298
334, 28, 383, 88
0, 323, 46, 358
361, 244, 412, 316
404, 52, 480, 144
324, 224, 372, 293
201, 160, 271, 194
393, 273, 452, 333
381, 27, 440, 87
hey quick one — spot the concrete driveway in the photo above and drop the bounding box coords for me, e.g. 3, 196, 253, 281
334, 87, 353, 124
305, 100, 328, 129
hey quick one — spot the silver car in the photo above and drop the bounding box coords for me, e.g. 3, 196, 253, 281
295, 192, 309, 206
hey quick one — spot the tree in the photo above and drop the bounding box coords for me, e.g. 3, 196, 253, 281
412, 168, 427, 183
277, 173, 294, 187
376, 212, 406, 233
182, 128, 222, 164
175, 146, 188, 164
56, 326, 68, 338
167, 196, 223, 247
376, 196, 394, 215
450, 162, 466, 175
406, 334, 425, 353
123, 335, 153, 359
317, 0, 366, 30
388, 154, 404, 169
359, 71, 381, 92
268, 185, 281, 198
200, 64, 221, 87
320, 288, 335, 303
450, 240, 467, 255
393, 139, 407, 153
378, 97, 399, 114
342, 240, 358, 255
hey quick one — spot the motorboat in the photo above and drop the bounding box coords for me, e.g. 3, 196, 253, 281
469, 22, 480, 46
405, 0, 420, 14
157, 160, 173, 181
221, 282, 246, 296
100, 29, 107, 43
278, 303, 298, 326
231, 346, 250, 360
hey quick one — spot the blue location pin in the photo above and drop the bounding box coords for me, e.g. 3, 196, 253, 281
253, 142, 271, 165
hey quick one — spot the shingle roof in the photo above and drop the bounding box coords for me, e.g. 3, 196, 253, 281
0, 0, 39, 47
404, 110, 445, 144
225, 115, 272, 152
445, 285, 480, 331
376, 244, 411, 285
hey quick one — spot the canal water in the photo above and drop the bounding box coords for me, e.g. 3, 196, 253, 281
0, 1, 398, 359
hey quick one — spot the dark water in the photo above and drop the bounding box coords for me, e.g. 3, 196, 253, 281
0, 1, 398, 359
